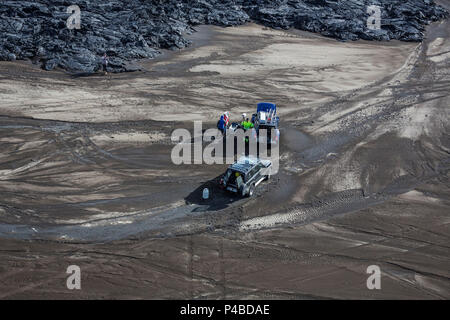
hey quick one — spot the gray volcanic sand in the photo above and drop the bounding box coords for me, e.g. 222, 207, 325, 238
0, 13, 449, 299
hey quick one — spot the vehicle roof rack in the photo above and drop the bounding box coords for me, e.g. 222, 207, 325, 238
231, 156, 259, 173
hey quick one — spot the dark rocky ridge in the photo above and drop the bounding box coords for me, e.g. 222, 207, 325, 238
0, 0, 448, 73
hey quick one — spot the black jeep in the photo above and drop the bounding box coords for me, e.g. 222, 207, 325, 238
220, 157, 272, 197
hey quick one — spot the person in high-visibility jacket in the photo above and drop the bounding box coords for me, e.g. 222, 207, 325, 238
241, 118, 254, 131
241, 118, 254, 147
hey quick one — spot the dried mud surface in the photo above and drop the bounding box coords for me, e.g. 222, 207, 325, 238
0, 10, 449, 299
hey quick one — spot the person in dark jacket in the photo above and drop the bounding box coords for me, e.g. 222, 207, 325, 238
217, 115, 226, 135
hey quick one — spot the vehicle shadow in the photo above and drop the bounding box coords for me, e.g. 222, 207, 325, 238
185, 174, 244, 211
